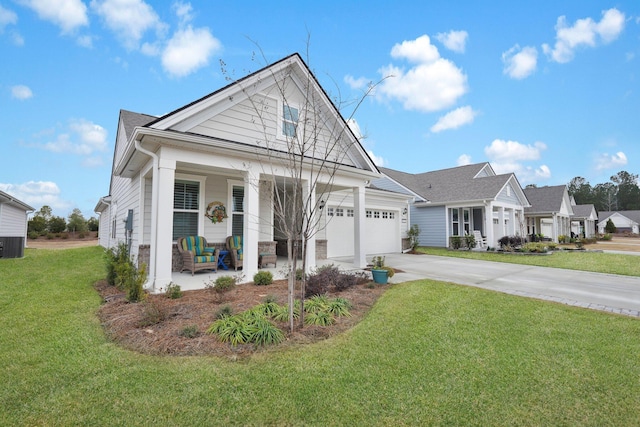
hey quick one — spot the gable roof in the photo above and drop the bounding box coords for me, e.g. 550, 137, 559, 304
0, 190, 34, 212
113, 53, 378, 178
598, 210, 640, 224
379, 162, 526, 204
523, 185, 570, 214
571, 204, 597, 219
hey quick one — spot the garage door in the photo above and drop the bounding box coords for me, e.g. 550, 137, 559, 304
326, 207, 400, 258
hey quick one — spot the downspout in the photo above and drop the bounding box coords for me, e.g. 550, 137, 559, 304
135, 138, 159, 291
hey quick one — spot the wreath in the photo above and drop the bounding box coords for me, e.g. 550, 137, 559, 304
205, 201, 228, 224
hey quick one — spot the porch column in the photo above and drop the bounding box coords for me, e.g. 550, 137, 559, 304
498, 207, 505, 238
485, 203, 494, 247
243, 168, 260, 281
153, 157, 176, 292
508, 208, 516, 235
552, 213, 559, 243
303, 181, 316, 272
353, 185, 366, 268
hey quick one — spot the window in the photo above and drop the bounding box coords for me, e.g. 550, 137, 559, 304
347, 209, 354, 217
463, 209, 470, 235
231, 185, 244, 237
382, 211, 389, 219
336, 208, 344, 217
327, 207, 334, 217
389, 212, 395, 219
452, 208, 459, 236
173, 180, 199, 240
374, 211, 380, 219
366, 210, 372, 218
282, 105, 299, 137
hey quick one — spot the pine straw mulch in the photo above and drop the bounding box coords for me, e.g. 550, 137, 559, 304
95, 278, 388, 358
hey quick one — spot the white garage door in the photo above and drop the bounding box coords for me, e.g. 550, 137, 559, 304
326, 207, 400, 258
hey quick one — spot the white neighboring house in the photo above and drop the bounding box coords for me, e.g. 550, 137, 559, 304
597, 211, 640, 234
0, 190, 34, 259
95, 53, 410, 291
523, 185, 573, 243
569, 196, 598, 238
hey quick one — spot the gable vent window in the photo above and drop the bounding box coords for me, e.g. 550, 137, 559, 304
282, 105, 299, 137
173, 180, 199, 240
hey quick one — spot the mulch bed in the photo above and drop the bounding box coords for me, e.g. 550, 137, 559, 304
95, 278, 387, 358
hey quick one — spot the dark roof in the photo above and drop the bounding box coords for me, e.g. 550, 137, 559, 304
379, 163, 514, 203
120, 109, 156, 141
571, 204, 596, 219
599, 210, 640, 224
523, 185, 567, 214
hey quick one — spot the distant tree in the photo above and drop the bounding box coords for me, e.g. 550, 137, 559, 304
87, 217, 99, 232
67, 208, 88, 233
36, 205, 53, 221
593, 182, 618, 212
48, 216, 67, 233
28, 215, 47, 235
525, 184, 537, 189
567, 176, 593, 205
605, 218, 617, 234
610, 171, 640, 210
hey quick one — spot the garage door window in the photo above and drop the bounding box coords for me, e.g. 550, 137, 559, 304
347, 209, 354, 217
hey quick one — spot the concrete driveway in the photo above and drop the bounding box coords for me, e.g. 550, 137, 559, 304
378, 253, 640, 318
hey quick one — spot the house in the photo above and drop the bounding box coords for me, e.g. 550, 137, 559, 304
95, 53, 410, 291
569, 197, 597, 238
597, 211, 640, 234
523, 185, 573, 242
372, 163, 530, 248
0, 190, 34, 259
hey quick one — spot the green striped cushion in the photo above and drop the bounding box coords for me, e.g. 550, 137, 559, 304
194, 255, 216, 263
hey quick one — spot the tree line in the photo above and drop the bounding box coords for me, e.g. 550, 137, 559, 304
565, 171, 640, 212
27, 205, 99, 237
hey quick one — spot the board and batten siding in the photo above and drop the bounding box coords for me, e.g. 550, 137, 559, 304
0, 203, 27, 236
412, 205, 447, 247
496, 183, 520, 205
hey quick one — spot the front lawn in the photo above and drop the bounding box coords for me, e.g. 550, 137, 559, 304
1, 247, 639, 425
419, 247, 640, 276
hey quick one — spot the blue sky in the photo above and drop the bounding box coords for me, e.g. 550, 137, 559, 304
1, 1, 638, 219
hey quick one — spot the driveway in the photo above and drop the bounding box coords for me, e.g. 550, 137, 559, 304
377, 253, 640, 317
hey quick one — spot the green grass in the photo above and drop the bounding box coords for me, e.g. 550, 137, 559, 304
1, 247, 640, 425
419, 246, 640, 276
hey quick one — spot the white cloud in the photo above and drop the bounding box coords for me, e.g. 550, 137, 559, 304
435, 30, 468, 53
161, 26, 220, 77
38, 119, 108, 156
173, 1, 193, 26
430, 106, 477, 133
502, 45, 538, 79
344, 74, 369, 90
76, 34, 93, 48
11, 85, 33, 100
457, 154, 472, 166
20, 0, 88, 33
377, 35, 468, 112
91, 0, 165, 50
595, 151, 627, 171
347, 118, 385, 166
484, 139, 550, 182
542, 8, 625, 63
0, 181, 71, 213
0, 4, 18, 30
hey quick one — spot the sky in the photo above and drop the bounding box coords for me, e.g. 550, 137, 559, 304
1, 0, 639, 219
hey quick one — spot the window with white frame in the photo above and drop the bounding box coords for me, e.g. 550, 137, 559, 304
282, 105, 299, 137
347, 209, 354, 217
336, 208, 344, 217
382, 211, 389, 219
173, 180, 199, 240
327, 207, 334, 217
374, 211, 380, 219
463, 208, 470, 235
366, 210, 372, 218
390, 212, 395, 219
230, 185, 244, 237
452, 208, 460, 236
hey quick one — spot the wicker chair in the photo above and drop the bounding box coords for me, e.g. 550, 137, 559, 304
225, 235, 243, 271
177, 236, 220, 276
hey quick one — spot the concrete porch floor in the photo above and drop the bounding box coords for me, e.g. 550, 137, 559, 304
167, 256, 361, 292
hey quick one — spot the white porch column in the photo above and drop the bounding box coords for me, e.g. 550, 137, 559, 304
243, 168, 260, 281
508, 209, 516, 235
153, 157, 176, 292
353, 185, 366, 268
485, 203, 494, 247
303, 181, 316, 272
552, 213, 559, 243
498, 207, 505, 238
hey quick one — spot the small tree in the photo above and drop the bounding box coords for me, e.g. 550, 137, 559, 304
87, 217, 99, 232
67, 208, 88, 233
605, 218, 617, 234
28, 215, 47, 235
407, 224, 420, 251
48, 216, 67, 233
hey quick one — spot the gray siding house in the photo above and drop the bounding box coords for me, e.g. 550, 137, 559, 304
373, 163, 530, 248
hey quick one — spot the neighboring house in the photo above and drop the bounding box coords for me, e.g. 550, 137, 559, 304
569, 197, 597, 238
372, 163, 530, 248
0, 190, 34, 259
95, 53, 409, 291
523, 185, 573, 242
597, 211, 640, 234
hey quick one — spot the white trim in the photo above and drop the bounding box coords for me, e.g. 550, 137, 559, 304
227, 179, 245, 237
175, 173, 207, 240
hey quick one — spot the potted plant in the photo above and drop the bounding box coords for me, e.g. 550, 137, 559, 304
371, 256, 394, 284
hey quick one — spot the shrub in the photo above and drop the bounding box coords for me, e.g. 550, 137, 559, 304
139, 298, 165, 327
214, 304, 233, 319
450, 236, 462, 249
498, 235, 526, 250
206, 276, 236, 300
465, 234, 476, 250
327, 297, 352, 317
165, 282, 182, 299
605, 218, 617, 234
305, 311, 335, 326
522, 242, 548, 253
272, 301, 300, 322
125, 263, 147, 302
245, 316, 285, 346
598, 233, 613, 241
253, 271, 273, 286
207, 310, 284, 346
28, 231, 39, 240
105, 243, 130, 287
46, 233, 55, 240
179, 325, 199, 338
558, 235, 569, 244
407, 224, 420, 251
